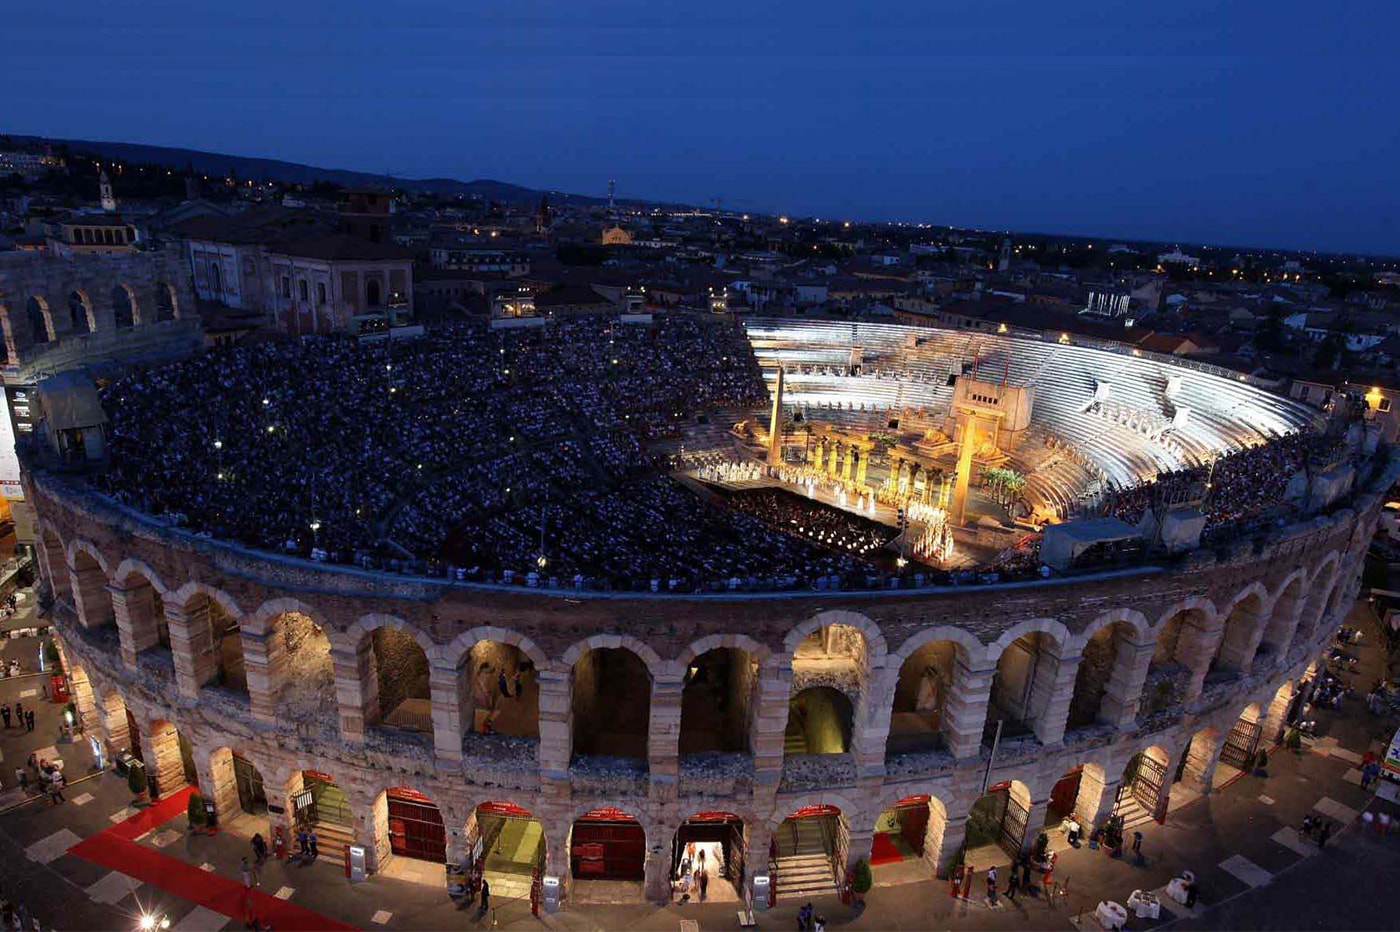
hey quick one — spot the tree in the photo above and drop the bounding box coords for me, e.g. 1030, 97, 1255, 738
127, 762, 149, 800
187, 791, 208, 832
851, 858, 873, 896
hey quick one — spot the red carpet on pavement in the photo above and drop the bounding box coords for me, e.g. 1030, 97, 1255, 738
68, 785, 356, 931
869, 831, 904, 866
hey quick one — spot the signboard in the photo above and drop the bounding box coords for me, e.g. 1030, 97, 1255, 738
347, 845, 368, 883
1382, 726, 1400, 782
0, 390, 22, 501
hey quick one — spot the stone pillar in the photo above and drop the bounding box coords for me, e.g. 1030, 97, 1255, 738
166, 602, 217, 701
196, 748, 241, 825
841, 447, 854, 481
98, 693, 131, 755
751, 665, 791, 779
429, 661, 465, 765
936, 814, 968, 877
1082, 775, 1120, 828
1262, 681, 1294, 744
536, 669, 572, 775
944, 658, 995, 760
242, 630, 279, 725
111, 582, 159, 670
1020, 796, 1052, 854
66, 665, 100, 735
1180, 621, 1219, 702
1179, 733, 1222, 796
70, 562, 113, 628
333, 640, 377, 745
1029, 648, 1079, 746
852, 675, 891, 779
855, 452, 868, 488
649, 675, 684, 780
1104, 640, 1154, 729
644, 836, 672, 902
845, 826, 874, 875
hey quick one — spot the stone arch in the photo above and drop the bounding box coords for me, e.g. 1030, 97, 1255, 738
560, 633, 665, 680
885, 626, 984, 757
68, 290, 94, 334
246, 597, 333, 638
783, 609, 889, 663
372, 785, 448, 865
165, 581, 243, 621
1260, 568, 1308, 660
111, 283, 138, 328
984, 618, 1071, 742
112, 558, 170, 595
36, 522, 70, 604
165, 582, 246, 695
869, 789, 950, 878
679, 640, 763, 755
352, 615, 437, 738
245, 601, 335, 727
766, 792, 865, 831
1066, 610, 1149, 732
342, 612, 441, 660
441, 626, 550, 673
25, 296, 52, 343
1295, 553, 1342, 651
111, 558, 171, 662
66, 539, 113, 629
153, 281, 178, 322
675, 633, 774, 672
1213, 582, 1269, 674
1142, 598, 1217, 711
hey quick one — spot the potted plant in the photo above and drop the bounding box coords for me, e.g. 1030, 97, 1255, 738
128, 762, 150, 806
1101, 815, 1124, 858
850, 858, 872, 906
187, 791, 208, 834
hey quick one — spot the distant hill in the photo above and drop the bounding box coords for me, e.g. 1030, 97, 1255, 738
9, 135, 665, 209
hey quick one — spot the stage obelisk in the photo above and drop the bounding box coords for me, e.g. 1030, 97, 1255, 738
767, 365, 786, 466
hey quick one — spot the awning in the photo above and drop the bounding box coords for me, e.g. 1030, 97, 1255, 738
1040, 517, 1140, 570
36, 371, 107, 432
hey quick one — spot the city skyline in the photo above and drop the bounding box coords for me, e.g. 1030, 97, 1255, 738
7, 0, 1399, 255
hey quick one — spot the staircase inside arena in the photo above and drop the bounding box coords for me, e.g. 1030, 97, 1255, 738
306, 822, 356, 863
1113, 794, 1156, 834
771, 820, 838, 901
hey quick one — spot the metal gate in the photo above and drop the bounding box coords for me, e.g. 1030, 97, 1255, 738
388, 789, 446, 863
294, 773, 353, 828
998, 793, 1029, 858
1219, 719, 1263, 770
1128, 752, 1168, 818
233, 754, 267, 815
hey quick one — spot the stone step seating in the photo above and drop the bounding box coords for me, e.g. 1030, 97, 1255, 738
783, 729, 808, 755
484, 869, 534, 900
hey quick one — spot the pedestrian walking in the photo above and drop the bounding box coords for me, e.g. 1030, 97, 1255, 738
498, 671, 510, 698
698, 868, 709, 902
251, 833, 268, 863
1131, 831, 1144, 864
13, 768, 24, 792
477, 878, 490, 919
1319, 821, 1333, 848
513, 670, 524, 698
296, 828, 308, 857
986, 865, 998, 906
241, 857, 254, 889
2, 706, 11, 729
308, 828, 319, 859
1006, 868, 1020, 900
24, 710, 33, 733
15, 702, 23, 724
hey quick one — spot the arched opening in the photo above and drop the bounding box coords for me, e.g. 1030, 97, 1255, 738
789, 623, 868, 758
1117, 746, 1169, 828
1260, 576, 1304, 660
68, 291, 92, 334
679, 647, 758, 755
1140, 609, 1212, 717
366, 278, 382, 307
570, 647, 650, 761
115, 570, 168, 665
148, 719, 197, 797
1066, 623, 1133, 732
468, 802, 546, 900
185, 593, 245, 694
39, 529, 70, 605
204, 748, 269, 834
1293, 564, 1339, 654
889, 640, 958, 755
69, 549, 114, 629
375, 787, 446, 867
966, 780, 1032, 865
772, 805, 845, 901
671, 811, 747, 902
111, 285, 136, 328
1214, 703, 1264, 787
371, 626, 433, 739
265, 612, 334, 728
1177, 726, 1222, 797
570, 807, 646, 894
871, 795, 946, 879
98, 690, 132, 760
784, 686, 852, 755
463, 640, 538, 739
986, 632, 1062, 741
154, 282, 177, 322
25, 297, 50, 344
1213, 593, 1265, 676
289, 770, 354, 861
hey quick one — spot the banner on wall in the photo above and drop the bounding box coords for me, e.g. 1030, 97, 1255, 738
0, 390, 21, 501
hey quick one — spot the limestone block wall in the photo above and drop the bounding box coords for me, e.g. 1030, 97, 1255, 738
27, 446, 1396, 905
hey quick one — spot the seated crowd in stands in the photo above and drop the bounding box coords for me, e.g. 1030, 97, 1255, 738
725, 488, 894, 558
1108, 432, 1346, 533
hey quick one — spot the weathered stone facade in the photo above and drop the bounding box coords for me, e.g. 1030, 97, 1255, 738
30, 448, 1392, 907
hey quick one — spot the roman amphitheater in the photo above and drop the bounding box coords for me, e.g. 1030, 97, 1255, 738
24, 315, 1395, 910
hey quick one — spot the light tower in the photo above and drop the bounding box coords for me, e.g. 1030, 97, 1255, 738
767, 365, 786, 466
607, 179, 616, 212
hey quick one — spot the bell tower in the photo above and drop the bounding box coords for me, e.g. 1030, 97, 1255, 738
99, 168, 117, 212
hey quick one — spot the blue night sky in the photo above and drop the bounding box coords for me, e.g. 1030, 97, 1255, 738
7, 1, 1399, 255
